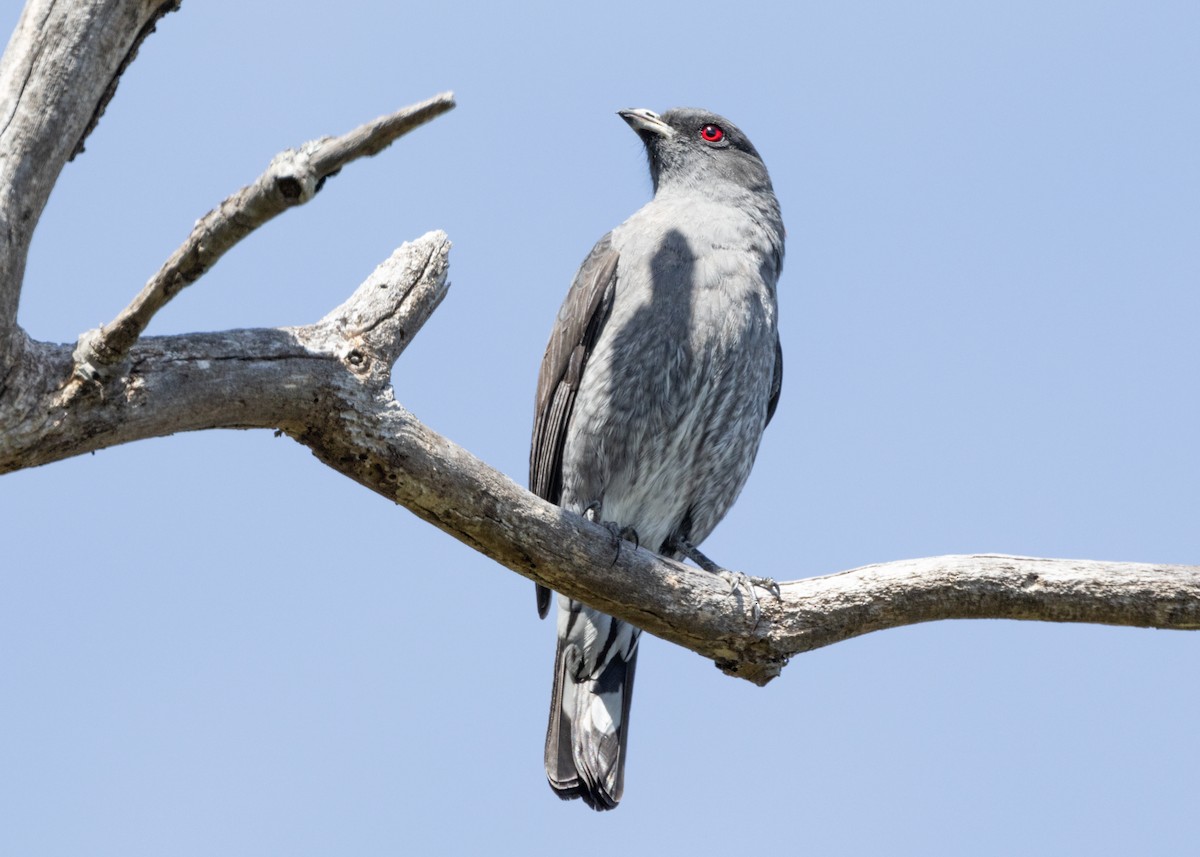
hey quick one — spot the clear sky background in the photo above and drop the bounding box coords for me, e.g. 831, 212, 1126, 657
3, 1, 1198, 854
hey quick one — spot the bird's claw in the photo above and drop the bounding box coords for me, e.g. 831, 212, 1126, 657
665, 534, 780, 625
584, 504, 639, 565
717, 570, 782, 626
755, 575, 782, 600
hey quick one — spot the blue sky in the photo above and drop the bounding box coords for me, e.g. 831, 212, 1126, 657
3, 1, 1198, 853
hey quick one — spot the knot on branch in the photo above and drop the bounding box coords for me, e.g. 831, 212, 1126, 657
72, 327, 118, 381
268, 147, 322, 205
715, 654, 788, 686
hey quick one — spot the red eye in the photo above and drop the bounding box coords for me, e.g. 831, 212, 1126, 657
699, 124, 724, 143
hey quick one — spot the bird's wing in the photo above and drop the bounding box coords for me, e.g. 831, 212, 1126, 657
530, 233, 620, 618
765, 334, 783, 428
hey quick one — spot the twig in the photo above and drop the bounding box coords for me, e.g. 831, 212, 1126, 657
71, 91, 456, 382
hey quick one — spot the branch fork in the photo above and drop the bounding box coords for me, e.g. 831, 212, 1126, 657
69, 91, 456, 384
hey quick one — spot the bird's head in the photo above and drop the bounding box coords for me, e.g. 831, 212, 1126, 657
618, 107, 774, 198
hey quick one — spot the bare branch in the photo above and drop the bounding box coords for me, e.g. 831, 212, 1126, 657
71, 0, 182, 160
307, 94, 458, 176
0, 0, 1193, 697
0, 232, 451, 471
291, 399, 1200, 686
71, 92, 456, 382
0, 0, 182, 370
2, 220, 1196, 684
310, 233, 451, 382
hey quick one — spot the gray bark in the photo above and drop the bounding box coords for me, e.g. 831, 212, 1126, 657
2, 0, 1196, 686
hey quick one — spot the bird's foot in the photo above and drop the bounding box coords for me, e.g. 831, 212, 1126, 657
583, 503, 639, 565
667, 535, 781, 626
717, 570, 782, 625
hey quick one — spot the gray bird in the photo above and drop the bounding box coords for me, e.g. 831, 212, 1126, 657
529, 107, 784, 810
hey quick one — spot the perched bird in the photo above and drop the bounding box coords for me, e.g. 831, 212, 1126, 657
529, 107, 785, 810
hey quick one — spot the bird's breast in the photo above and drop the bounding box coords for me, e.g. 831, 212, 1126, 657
558, 201, 780, 550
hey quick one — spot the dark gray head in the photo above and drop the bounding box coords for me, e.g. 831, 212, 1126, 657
618, 107, 775, 198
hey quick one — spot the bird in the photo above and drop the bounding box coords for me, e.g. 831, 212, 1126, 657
529, 107, 785, 810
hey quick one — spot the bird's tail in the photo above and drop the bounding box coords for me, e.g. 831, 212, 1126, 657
544, 610, 639, 811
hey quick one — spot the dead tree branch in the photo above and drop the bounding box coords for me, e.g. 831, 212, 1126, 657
70, 92, 455, 382
1, 0, 1196, 688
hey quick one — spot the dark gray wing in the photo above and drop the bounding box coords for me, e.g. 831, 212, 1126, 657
765, 334, 783, 428
530, 234, 620, 618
